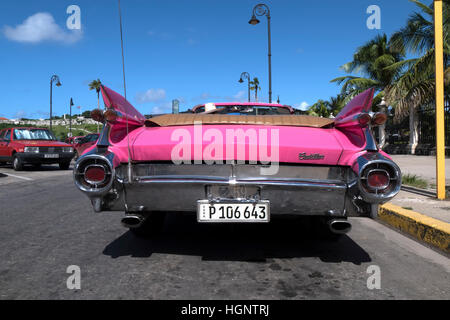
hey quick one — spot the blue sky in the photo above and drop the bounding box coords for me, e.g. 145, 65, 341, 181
0, 0, 421, 119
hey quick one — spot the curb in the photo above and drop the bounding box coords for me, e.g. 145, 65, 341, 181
379, 203, 450, 254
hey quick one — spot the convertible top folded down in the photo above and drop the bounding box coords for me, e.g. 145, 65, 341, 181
145, 114, 335, 128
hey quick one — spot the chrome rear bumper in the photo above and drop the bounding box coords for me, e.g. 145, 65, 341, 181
104, 163, 351, 217
74, 154, 401, 217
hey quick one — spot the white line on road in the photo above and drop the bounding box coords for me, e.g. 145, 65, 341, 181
1, 173, 34, 181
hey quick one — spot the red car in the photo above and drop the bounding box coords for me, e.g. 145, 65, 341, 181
65, 136, 84, 145
73, 133, 100, 159
0, 127, 75, 170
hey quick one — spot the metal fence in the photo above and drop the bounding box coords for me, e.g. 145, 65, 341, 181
385, 101, 450, 147
418, 102, 450, 146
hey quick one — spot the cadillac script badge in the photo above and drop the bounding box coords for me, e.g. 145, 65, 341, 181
298, 152, 325, 160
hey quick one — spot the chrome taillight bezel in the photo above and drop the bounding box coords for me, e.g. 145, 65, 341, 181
357, 159, 401, 203
74, 154, 114, 194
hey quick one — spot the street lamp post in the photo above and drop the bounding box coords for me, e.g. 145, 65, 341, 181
249, 3, 272, 103
69, 98, 74, 138
50, 75, 61, 131
238, 72, 251, 102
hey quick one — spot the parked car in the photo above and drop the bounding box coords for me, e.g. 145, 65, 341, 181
0, 127, 75, 170
73, 133, 99, 159
65, 136, 84, 145
73, 85, 401, 239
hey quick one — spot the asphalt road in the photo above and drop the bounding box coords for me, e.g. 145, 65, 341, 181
0, 164, 449, 300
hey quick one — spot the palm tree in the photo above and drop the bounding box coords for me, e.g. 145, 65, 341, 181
307, 94, 347, 118
249, 77, 261, 102
327, 94, 347, 117
89, 79, 102, 110
307, 99, 331, 118
385, 0, 450, 122
89, 79, 102, 133
331, 34, 405, 108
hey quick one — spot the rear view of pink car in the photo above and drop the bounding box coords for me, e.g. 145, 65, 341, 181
73, 85, 401, 239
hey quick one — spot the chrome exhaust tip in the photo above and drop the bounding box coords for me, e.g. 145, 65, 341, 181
121, 214, 145, 229
328, 219, 352, 234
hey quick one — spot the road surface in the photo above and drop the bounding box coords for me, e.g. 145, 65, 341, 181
0, 164, 448, 299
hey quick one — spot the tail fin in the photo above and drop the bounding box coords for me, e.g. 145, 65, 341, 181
334, 88, 375, 126
100, 85, 145, 127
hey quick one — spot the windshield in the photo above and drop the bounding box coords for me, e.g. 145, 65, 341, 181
193, 105, 292, 115
14, 129, 57, 141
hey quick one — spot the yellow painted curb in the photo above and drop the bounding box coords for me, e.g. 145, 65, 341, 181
379, 203, 450, 253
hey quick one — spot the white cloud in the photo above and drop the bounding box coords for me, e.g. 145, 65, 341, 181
135, 89, 166, 104
150, 102, 172, 114
3, 12, 82, 44
223, 90, 246, 101
297, 102, 310, 111
192, 91, 246, 103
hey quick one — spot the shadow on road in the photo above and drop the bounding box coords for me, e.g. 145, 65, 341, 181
103, 214, 371, 265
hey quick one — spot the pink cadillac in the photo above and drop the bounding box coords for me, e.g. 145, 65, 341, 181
73, 85, 401, 239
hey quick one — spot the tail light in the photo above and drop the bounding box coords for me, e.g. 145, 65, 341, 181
371, 113, 387, 126
357, 113, 372, 127
74, 155, 114, 193
367, 169, 390, 190
104, 109, 118, 122
91, 109, 105, 123
84, 165, 106, 184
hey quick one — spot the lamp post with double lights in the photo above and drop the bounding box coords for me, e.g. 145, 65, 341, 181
238, 72, 251, 102
50, 75, 62, 131
248, 3, 272, 103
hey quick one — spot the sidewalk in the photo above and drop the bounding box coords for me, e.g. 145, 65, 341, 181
391, 155, 450, 186
379, 155, 450, 253
389, 155, 450, 223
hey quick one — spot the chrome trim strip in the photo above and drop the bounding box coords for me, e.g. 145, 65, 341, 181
364, 127, 378, 151
133, 176, 347, 189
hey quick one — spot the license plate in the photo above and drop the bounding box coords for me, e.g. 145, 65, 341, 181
197, 200, 270, 223
44, 154, 59, 158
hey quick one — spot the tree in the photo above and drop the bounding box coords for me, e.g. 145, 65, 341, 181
88, 79, 102, 109
385, 0, 450, 121
82, 111, 92, 118
307, 99, 331, 117
327, 94, 347, 116
307, 94, 346, 118
88, 79, 102, 132
249, 77, 261, 102
331, 34, 405, 108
